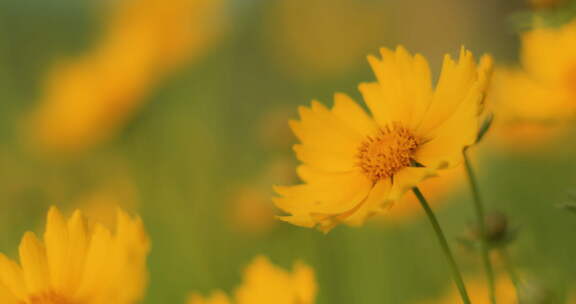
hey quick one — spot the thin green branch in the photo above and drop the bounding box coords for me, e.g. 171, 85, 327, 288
413, 187, 471, 304
463, 148, 496, 304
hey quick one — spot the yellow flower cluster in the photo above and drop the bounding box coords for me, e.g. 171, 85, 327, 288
0, 207, 318, 304
0, 207, 149, 303
274, 46, 493, 232
188, 256, 317, 304
26, 0, 225, 155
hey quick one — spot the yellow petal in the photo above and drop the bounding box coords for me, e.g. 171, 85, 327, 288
292, 261, 317, 304
65, 210, 88, 293
415, 87, 478, 168
389, 167, 438, 201
19, 232, 49, 295
358, 82, 389, 125
417, 47, 478, 134
476, 54, 494, 116
0, 284, 18, 304
44, 206, 69, 293
331, 93, 377, 136
365, 46, 433, 128
274, 169, 372, 229
76, 224, 112, 299
340, 179, 392, 226
235, 255, 313, 304
289, 101, 362, 172
113, 209, 149, 303
282, 168, 371, 214
0, 254, 26, 300
410, 53, 435, 125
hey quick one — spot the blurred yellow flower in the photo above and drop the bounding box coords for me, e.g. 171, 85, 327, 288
274, 46, 493, 232
0, 206, 149, 303
229, 157, 298, 236
228, 185, 276, 236
27, 0, 225, 155
491, 20, 576, 148
190, 256, 317, 304
235, 256, 316, 304
188, 291, 231, 304
420, 275, 516, 304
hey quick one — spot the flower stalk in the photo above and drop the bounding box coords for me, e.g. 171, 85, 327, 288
463, 148, 496, 304
413, 187, 471, 304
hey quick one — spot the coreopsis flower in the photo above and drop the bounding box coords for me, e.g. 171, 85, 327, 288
0, 206, 149, 303
419, 275, 516, 304
189, 256, 317, 304
273, 46, 493, 232
491, 20, 576, 148
27, 0, 225, 155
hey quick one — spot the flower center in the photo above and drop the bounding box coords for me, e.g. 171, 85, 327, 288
25, 292, 74, 304
357, 123, 419, 182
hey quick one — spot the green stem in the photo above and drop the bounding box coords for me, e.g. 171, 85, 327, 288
463, 148, 496, 304
413, 187, 471, 304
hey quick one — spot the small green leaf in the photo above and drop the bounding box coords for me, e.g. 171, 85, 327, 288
476, 114, 494, 144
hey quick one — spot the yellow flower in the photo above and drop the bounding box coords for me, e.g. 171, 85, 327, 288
234, 256, 316, 304
26, 0, 225, 155
189, 256, 317, 304
490, 20, 576, 148
273, 46, 493, 232
228, 185, 276, 235
0, 206, 149, 303
187, 291, 231, 304
419, 275, 516, 304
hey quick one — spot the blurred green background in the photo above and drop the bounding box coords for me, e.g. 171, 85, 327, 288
1, 0, 576, 303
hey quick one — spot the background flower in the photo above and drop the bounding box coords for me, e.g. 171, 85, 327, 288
189, 256, 317, 304
0, 206, 149, 304
490, 19, 576, 149
25, 0, 227, 155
